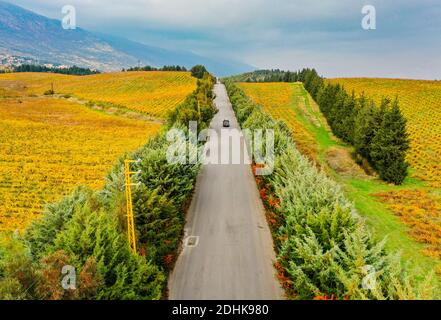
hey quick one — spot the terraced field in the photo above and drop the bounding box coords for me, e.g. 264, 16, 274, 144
0, 71, 197, 118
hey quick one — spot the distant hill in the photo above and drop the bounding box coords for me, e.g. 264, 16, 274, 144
0, 1, 253, 76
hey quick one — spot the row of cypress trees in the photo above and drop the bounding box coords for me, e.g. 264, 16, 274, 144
301, 69, 410, 185
233, 68, 411, 185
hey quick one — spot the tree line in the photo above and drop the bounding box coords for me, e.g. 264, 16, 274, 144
229, 69, 410, 185
126, 65, 188, 72
228, 69, 301, 83
11, 64, 100, 75
126, 64, 209, 80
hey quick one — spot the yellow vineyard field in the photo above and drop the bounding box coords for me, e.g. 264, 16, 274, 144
0, 98, 160, 231
328, 78, 441, 188
0, 71, 197, 118
375, 190, 441, 258
238, 82, 319, 161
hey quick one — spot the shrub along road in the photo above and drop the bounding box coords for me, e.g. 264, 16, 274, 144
168, 82, 283, 299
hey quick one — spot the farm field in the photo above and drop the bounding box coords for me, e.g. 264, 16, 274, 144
328, 78, 441, 188
238, 81, 441, 276
0, 71, 197, 118
0, 95, 161, 231
237, 82, 319, 161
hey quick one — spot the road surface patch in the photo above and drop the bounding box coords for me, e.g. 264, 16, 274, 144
185, 236, 199, 247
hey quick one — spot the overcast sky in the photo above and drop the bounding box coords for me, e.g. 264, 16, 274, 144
12, 0, 441, 79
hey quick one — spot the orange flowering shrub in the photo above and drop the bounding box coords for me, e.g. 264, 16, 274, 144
274, 261, 294, 295
162, 254, 174, 268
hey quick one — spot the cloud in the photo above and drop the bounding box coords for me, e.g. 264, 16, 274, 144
10, 0, 441, 78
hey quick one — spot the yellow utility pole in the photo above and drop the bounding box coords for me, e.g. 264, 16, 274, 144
124, 159, 141, 254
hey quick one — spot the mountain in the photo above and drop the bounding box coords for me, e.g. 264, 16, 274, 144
99, 34, 254, 76
0, 1, 253, 76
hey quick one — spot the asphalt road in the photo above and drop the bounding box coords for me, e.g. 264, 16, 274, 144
168, 82, 283, 300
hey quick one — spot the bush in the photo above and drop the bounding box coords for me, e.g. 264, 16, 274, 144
190, 65, 208, 79
0, 235, 36, 299
25, 187, 92, 260
125, 134, 201, 269
50, 203, 165, 300
168, 72, 216, 130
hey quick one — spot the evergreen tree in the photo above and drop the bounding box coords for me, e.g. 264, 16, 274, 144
14, 64, 99, 75
339, 91, 357, 143
331, 90, 355, 142
354, 101, 375, 160
133, 186, 181, 267
51, 204, 165, 300
190, 65, 208, 79
369, 99, 410, 184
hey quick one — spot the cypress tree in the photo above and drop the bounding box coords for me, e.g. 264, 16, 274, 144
334, 91, 356, 142
369, 99, 410, 184
353, 100, 375, 160
190, 65, 208, 79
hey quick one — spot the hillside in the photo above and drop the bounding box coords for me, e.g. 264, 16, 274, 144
0, 1, 136, 71
0, 69, 216, 300
0, 71, 197, 118
227, 80, 437, 299
0, 1, 253, 75
325, 78, 441, 261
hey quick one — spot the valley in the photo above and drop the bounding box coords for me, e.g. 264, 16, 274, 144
0, 0, 439, 303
